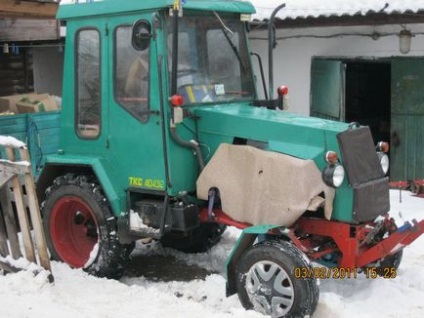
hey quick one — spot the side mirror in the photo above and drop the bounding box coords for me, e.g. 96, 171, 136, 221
132, 20, 152, 51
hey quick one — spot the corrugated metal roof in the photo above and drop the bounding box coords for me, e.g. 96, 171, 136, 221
249, 0, 424, 20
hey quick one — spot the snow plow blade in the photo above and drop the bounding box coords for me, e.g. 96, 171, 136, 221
357, 219, 424, 267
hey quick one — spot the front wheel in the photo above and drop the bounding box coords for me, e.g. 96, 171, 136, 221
235, 240, 319, 318
376, 250, 403, 277
42, 174, 133, 279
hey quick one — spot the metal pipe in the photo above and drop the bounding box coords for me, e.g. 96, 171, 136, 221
268, 3, 286, 100
157, 55, 172, 188
171, 8, 179, 95
251, 52, 268, 100
170, 126, 205, 171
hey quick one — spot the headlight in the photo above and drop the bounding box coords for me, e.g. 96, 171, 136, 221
322, 164, 345, 188
377, 152, 389, 175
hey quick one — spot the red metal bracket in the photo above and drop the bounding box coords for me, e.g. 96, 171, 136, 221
199, 208, 251, 229
357, 219, 424, 267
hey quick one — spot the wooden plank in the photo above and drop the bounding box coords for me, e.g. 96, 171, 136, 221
0, 160, 31, 175
0, 187, 21, 259
0, 0, 58, 19
0, 207, 9, 257
19, 148, 51, 271
0, 170, 14, 189
0, 18, 59, 42
0, 259, 20, 273
5, 148, 35, 263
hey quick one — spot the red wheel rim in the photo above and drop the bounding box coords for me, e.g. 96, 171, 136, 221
50, 196, 99, 268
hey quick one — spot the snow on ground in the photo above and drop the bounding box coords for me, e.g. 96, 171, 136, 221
0, 190, 423, 318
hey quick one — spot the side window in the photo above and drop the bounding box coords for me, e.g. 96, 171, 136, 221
76, 29, 101, 138
115, 25, 149, 121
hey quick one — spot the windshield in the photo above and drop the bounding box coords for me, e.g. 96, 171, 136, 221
167, 13, 255, 105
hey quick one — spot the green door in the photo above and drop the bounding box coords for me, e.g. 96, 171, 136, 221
391, 58, 424, 181
106, 15, 167, 196
310, 59, 345, 121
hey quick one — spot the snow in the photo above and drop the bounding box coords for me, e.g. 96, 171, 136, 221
248, 0, 424, 21
0, 135, 26, 149
59, 0, 424, 19
0, 190, 423, 318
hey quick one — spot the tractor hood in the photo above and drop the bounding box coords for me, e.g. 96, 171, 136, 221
193, 104, 349, 166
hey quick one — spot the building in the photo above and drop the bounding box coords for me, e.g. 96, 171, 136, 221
0, 0, 62, 97
1, 0, 422, 181
249, 0, 424, 181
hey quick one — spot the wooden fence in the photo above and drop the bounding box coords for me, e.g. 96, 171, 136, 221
0, 137, 53, 281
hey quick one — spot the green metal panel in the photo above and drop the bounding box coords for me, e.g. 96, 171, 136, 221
391, 58, 424, 181
310, 59, 345, 120
0, 111, 60, 177
27, 111, 61, 175
57, 0, 255, 20
0, 114, 27, 142
193, 104, 347, 164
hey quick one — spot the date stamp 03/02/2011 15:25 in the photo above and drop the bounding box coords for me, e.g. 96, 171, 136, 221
294, 266, 397, 280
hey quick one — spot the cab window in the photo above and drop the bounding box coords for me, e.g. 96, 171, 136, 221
114, 25, 149, 122
76, 29, 101, 138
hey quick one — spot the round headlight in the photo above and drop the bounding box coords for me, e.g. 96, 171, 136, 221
333, 165, 345, 187
323, 164, 345, 188
378, 152, 389, 175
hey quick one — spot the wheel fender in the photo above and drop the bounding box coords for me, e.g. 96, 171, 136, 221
226, 224, 289, 296
37, 157, 121, 216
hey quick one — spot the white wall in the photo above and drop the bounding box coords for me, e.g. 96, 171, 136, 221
32, 46, 64, 97
249, 23, 424, 115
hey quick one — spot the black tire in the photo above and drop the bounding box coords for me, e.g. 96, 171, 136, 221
236, 240, 319, 318
376, 250, 403, 277
42, 174, 134, 279
160, 223, 226, 253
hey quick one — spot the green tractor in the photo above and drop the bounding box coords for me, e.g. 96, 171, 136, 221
37, 1, 424, 317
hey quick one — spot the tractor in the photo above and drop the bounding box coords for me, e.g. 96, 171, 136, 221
33, 1, 424, 317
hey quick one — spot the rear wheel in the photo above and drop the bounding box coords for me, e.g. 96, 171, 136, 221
236, 240, 319, 318
42, 174, 133, 279
160, 223, 226, 253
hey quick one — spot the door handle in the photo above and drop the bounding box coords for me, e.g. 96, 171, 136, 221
391, 131, 401, 147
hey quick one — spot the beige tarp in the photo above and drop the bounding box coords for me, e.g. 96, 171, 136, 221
197, 144, 335, 226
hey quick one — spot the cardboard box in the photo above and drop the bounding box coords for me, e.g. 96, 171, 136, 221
16, 94, 58, 114
0, 93, 40, 114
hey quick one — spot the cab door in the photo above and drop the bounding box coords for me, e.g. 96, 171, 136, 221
310, 59, 345, 121
391, 58, 424, 180
106, 14, 167, 196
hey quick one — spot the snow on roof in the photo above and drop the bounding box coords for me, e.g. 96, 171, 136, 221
0, 136, 26, 149
249, 0, 424, 21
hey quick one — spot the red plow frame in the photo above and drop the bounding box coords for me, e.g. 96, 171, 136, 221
201, 208, 424, 270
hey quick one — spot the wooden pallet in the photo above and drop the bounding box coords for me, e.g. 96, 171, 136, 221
0, 136, 53, 281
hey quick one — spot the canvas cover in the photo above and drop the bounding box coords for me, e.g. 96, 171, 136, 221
197, 144, 335, 226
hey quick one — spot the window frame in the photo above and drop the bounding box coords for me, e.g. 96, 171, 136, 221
74, 27, 102, 139
113, 23, 150, 123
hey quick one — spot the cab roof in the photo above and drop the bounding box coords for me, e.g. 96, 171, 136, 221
57, 0, 255, 20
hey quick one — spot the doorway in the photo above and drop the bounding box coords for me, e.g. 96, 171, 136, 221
311, 58, 424, 181
311, 59, 391, 143
344, 61, 391, 143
